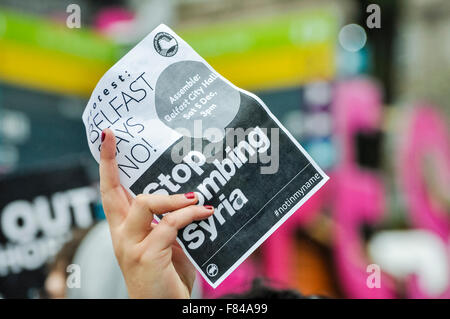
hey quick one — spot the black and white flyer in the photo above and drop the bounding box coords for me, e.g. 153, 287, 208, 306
82, 24, 329, 288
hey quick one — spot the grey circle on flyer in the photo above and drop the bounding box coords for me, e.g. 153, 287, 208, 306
154, 32, 178, 57
155, 61, 240, 139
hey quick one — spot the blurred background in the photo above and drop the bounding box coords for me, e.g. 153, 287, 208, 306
0, 0, 449, 299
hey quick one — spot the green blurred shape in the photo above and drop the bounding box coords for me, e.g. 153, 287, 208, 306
178, 9, 338, 58
0, 8, 121, 62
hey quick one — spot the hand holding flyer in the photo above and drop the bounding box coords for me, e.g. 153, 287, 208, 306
82, 24, 329, 288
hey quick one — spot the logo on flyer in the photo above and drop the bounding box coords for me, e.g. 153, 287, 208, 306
206, 263, 219, 277
154, 32, 178, 57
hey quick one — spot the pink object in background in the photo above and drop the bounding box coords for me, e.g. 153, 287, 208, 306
333, 166, 395, 298
398, 106, 450, 298
333, 78, 382, 169
94, 7, 134, 35
330, 79, 395, 298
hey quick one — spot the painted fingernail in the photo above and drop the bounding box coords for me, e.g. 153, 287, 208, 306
185, 192, 195, 199
101, 130, 106, 142
204, 205, 214, 210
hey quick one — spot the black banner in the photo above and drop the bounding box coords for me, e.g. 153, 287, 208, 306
0, 164, 98, 298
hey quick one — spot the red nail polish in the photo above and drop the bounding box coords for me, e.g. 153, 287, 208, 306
101, 131, 106, 142
204, 205, 214, 210
185, 192, 195, 199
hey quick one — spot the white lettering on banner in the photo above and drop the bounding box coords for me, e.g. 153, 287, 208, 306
0, 186, 97, 277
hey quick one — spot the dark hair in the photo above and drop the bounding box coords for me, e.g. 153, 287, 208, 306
220, 278, 321, 299
47, 227, 92, 274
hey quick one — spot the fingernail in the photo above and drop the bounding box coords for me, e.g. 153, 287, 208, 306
204, 205, 214, 210
101, 130, 106, 142
185, 192, 195, 199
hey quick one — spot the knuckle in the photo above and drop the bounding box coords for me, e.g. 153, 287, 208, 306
135, 194, 151, 208
186, 205, 202, 216
170, 193, 184, 201
134, 194, 150, 207
161, 214, 178, 229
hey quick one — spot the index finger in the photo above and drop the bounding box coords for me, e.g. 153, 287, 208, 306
99, 128, 130, 226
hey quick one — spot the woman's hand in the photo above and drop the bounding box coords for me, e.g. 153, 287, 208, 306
99, 128, 214, 298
